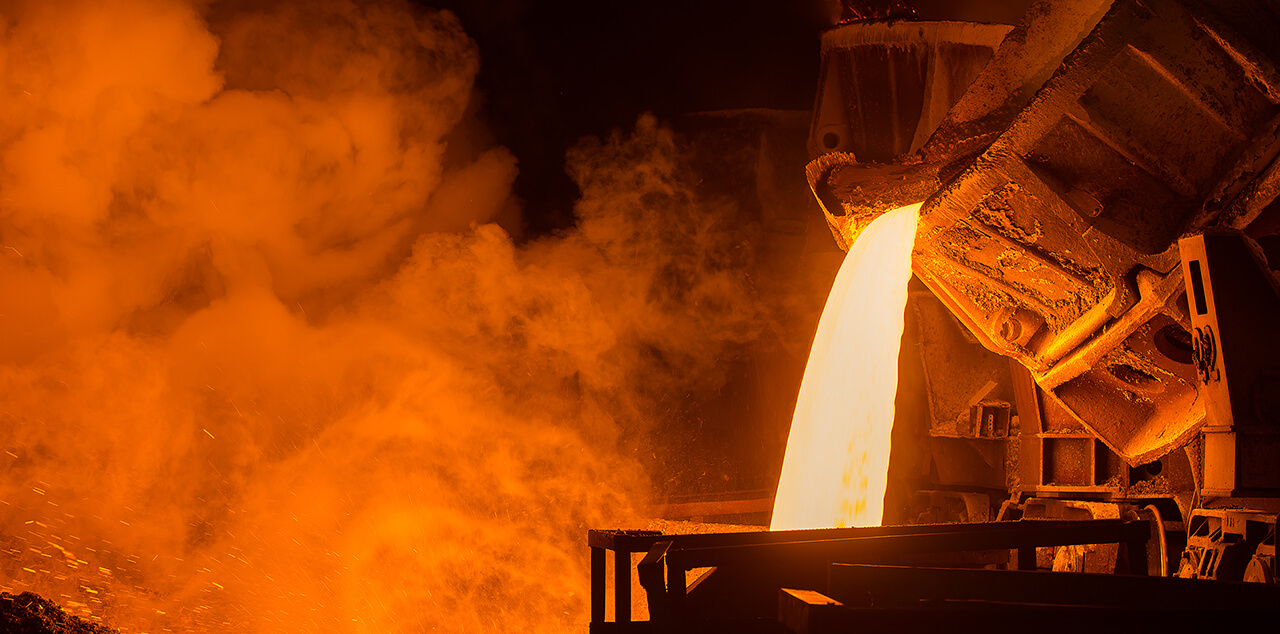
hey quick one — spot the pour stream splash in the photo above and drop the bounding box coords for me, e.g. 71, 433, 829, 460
770, 203, 921, 530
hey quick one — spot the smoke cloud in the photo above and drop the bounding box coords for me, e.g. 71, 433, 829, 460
0, 1, 763, 631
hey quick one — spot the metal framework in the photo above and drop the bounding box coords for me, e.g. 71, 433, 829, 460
588, 519, 1151, 631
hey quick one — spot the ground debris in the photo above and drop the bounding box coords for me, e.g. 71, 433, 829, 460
0, 592, 118, 634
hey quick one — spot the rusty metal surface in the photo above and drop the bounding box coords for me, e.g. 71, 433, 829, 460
810, 21, 1011, 161
920, 0, 1116, 165
911, 0, 1280, 466
911, 289, 1015, 434
810, 0, 1280, 468
805, 0, 1280, 468
806, 20, 1010, 249
807, 2, 1115, 250
1179, 229, 1280, 496
1177, 508, 1277, 581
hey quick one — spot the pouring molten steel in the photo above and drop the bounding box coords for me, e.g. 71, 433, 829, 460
771, 202, 920, 530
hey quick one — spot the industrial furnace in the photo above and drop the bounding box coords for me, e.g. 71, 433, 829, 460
590, 0, 1280, 630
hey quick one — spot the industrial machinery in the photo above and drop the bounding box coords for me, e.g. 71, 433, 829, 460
590, 0, 1280, 630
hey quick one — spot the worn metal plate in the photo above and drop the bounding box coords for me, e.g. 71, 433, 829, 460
915, 0, 1280, 465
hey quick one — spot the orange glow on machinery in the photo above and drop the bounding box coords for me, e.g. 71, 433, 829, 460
770, 203, 920, 531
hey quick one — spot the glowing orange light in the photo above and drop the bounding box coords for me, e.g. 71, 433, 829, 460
770, 202, 920, 530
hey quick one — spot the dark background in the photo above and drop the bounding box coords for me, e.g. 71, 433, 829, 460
424, 0, 1035, 236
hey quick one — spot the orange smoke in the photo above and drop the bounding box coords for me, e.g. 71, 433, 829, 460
0, 1, 763, 632
770, 203, 919, 531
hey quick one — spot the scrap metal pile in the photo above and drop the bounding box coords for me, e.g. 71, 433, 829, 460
0, 593, 118, 634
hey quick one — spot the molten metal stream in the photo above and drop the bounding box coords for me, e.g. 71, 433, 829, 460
770, 203, 920, 530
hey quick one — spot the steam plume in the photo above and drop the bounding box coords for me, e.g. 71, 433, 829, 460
0, 1, 762, 631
